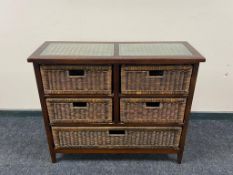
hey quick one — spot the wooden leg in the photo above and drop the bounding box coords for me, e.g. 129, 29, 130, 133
177, 150, 183, 164
50, 151, 56, 163
33, 63, 57, 163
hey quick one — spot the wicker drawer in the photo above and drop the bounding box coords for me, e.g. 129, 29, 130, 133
46, 98, 112, 123
52, 127, 182, 149
40, 65, 112, 95
120, 98, 186, 123
121, 65, 192, 95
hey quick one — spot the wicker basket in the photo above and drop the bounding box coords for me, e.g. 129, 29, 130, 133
46, 98, 112, 123
121, 65, 192, 95
52, 127, 182, 149
120, 98, 186, 123
40, 65, 112, 95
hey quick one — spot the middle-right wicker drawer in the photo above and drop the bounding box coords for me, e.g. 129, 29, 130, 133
121, 65, 192, 95
120, 98, 186, 123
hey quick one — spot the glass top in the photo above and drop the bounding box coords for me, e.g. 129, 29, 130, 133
40, 43, 114, 56
119, 43, 192, 56
39, 42, 193, 57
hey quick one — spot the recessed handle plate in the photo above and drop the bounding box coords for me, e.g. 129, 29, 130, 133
68, 70, 85, 76
72, 102, 87, 108
108, 130, 125, 136
145, 102, 160, 108
148, 70, 164, 76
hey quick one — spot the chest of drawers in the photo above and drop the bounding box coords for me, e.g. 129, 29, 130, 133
28, 41, 205, 163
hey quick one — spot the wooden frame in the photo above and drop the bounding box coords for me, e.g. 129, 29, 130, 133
28, 41, 205, 163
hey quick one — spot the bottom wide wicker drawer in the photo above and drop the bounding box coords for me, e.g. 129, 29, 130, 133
52, 127, 182, 149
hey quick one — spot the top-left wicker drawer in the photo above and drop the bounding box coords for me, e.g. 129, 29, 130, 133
40, 65, 112, 95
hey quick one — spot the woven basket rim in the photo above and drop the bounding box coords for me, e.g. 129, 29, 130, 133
120, 98, 186, 103
52, 126, 182, 131
122, 65, 192, 71
41, 65, 112, 70
46, 98, 112, 103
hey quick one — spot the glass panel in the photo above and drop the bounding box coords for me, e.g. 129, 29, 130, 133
40, 43, 114, 56
119, 43, 192, 56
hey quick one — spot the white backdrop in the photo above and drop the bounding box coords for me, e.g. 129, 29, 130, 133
0, 0, 233, 111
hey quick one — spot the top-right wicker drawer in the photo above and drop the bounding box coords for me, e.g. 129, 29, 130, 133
121, 65, 192, 95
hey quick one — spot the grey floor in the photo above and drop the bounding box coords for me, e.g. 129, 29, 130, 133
0, 115, 232, 175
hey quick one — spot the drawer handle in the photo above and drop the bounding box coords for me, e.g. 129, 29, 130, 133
68, 70, 85, 76
73, 102, 87, 108
145, 102, 160, 108
149, 70, 164, 76
109, 130, 125, 136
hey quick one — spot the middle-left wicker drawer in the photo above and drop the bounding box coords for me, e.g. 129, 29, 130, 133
40, 65, 112, 95
46, 98, 112, 123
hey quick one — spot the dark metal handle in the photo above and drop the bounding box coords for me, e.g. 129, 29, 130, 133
109, 130, 125, 136
68, 70, 85, 76
73, 102, 87, 107
146, 102, 160, 107
149, 70, 164, 76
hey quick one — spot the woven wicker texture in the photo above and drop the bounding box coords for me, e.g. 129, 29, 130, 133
120, 98, 186, 123
121, 65, 192, 95
52, 127, 182, 149
46, 98, 112, 123
40, 43, 114, 56
119, 43, 192, 56
40, 65, 112, 95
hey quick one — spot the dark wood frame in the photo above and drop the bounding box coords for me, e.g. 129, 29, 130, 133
28, 41, 205, 163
